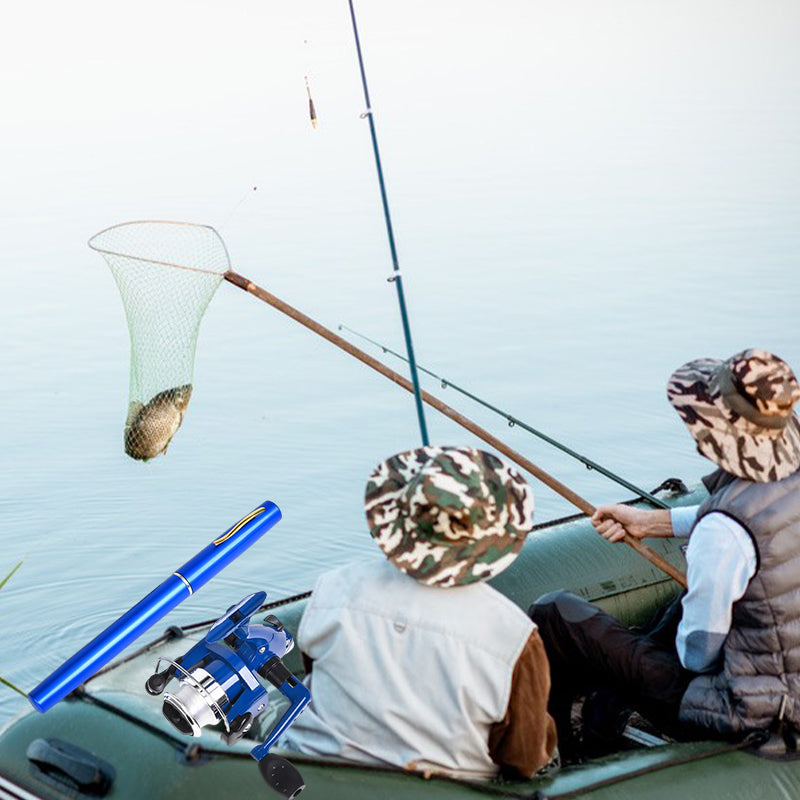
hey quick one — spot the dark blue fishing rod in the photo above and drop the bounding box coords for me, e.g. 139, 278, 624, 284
338, 324, 671, 509
347, 0, 429, 446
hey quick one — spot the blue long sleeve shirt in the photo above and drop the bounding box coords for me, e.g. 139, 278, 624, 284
669, 505, 757, 673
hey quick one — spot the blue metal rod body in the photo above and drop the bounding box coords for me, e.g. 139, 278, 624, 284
346, 0, 430, 446
29, 501, 281, 713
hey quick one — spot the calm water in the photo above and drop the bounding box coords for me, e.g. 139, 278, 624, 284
1, 0, 799, 723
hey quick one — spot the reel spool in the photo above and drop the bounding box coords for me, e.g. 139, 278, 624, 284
146, 591, 310, 798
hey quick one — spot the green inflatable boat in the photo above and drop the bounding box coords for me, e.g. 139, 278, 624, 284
1, 485, 797, 800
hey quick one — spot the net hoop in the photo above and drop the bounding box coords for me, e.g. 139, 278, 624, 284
89, 220, 231, 278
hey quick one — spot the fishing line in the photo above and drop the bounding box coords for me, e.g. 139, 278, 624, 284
338, 324, 669, 509
346, 0, 429, 446
220, 185, 259, 230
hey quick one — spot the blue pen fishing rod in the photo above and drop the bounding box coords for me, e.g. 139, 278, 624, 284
346, 0, 429, 446
29, 501, 282, 713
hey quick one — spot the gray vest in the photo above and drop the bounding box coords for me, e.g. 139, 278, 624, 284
679, 468, 800, 734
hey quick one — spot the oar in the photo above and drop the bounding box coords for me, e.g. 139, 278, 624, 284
224, 270, 687, 588
338, 323, 670, 509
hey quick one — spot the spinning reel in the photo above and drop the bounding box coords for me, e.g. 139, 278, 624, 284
145, 592, 310, 798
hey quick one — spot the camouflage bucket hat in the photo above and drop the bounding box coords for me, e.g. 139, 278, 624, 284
667, 348, 800, 483
365, 446, 535, 588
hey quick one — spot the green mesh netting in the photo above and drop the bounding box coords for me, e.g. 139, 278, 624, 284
89, 221, 229, 461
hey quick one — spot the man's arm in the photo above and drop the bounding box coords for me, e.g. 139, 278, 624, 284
676, 513, 756, 672
591, 504, 756, 673
591, 504, 700, 541
488, 630, 557, 779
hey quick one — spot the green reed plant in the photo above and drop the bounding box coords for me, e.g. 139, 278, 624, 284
0, 560, 27, 698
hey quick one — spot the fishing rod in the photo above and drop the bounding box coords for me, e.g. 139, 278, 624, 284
223, 269, 686, 588
338, 324, 669, 509
346, 0, 429, 446
88, 216, 685, 586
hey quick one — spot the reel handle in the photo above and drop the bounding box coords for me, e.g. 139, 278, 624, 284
257, 754, 305, 799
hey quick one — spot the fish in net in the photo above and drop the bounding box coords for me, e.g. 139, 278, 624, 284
89, 221, 230, 461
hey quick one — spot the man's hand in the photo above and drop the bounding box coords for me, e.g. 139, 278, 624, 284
591, 506, 674, 543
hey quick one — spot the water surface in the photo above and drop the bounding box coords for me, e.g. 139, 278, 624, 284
1, 0, 799, 722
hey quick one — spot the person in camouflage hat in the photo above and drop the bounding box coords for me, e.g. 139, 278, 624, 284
530, 348, 800, 760
365, 445, 535, 588
279, 446, 557, 779
666, 348, 800, 482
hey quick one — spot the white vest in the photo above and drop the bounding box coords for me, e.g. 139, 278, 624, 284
281, 558, 534, 779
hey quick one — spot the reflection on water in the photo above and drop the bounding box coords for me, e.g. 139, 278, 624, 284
1, 0, 799, 723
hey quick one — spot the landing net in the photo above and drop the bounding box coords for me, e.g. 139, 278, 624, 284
89, 221, 229, 461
